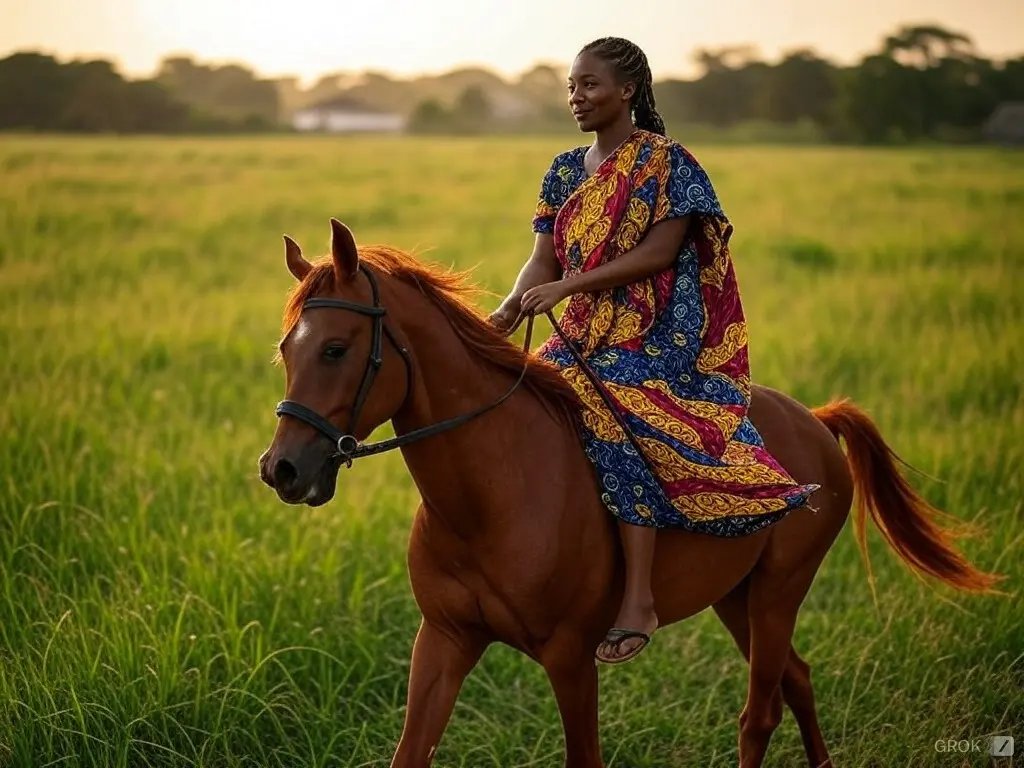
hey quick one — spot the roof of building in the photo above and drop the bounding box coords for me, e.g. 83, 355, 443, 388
983, 101, 1024, 141
298, 96, 396, 115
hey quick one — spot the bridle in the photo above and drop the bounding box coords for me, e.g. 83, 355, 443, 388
274, 263, 537, 468
274, 262, 656, 491
275, 262, 665, 513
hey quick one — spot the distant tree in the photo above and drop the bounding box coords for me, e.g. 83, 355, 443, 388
60, 59, 128, 131
299, 74, 344, 107
212, 63, 279, 122
832, 24, 996, 142
688, 61, 770, 127
832, 54, 923, 142
992, 57, 1024, 102
683, 46, 769, 126
121, 80, 189, 131
408, 99, 452, 133
756, 49, 837, 125
926, 55, 998, 130
884, 25, 974, 68
650, 79, 692, 125
0, 52, 188, 132
273, 76, 303, 119
339, 71, 415, 116
693, 45, 761, 75
518, 63, 564, 106
0, 52, 72, 129
453, 86, 492, 133
157, 56, 279, 124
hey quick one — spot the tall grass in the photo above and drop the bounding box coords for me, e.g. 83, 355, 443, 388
1, 136, 1021, 767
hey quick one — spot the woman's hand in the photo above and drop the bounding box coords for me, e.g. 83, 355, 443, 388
487, 303, 519, 332
520, 281, 570, 315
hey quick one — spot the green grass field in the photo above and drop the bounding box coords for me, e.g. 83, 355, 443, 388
1, 135, 1021, 767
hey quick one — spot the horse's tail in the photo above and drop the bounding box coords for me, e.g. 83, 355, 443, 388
813, 399, 1002, 594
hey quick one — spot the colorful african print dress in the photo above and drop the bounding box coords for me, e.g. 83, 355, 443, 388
532, 129, 819, 536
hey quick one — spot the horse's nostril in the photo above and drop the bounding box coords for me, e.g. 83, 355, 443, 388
273, 458, 298, 491
258, 450, 272, 485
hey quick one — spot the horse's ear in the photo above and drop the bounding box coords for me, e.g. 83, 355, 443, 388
284, 235, 312, 281
330, 218, 359, 283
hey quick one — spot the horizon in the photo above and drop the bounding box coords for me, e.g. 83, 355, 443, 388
4, 0, 1023, 87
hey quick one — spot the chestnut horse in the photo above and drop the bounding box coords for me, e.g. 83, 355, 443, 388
258, 220, 1000, 768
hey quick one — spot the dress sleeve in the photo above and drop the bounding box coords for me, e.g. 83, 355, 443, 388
531, 153, 571, 234
653, 142, 726, 225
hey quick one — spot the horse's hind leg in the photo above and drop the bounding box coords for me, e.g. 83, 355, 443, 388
782, 652, 831, 768
732, 554, 829, 768
713, 581, 832, 767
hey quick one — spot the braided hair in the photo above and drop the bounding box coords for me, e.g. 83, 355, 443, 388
580, 37, 666, 136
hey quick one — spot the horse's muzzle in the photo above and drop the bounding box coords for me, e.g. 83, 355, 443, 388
259, 444, 338, 507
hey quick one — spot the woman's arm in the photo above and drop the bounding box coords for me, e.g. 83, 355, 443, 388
493, 233, 562, 314
563, 215, 690, 295
519, 215, 691, 315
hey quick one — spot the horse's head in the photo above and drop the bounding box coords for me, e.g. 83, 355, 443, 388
259, 219, 411, 506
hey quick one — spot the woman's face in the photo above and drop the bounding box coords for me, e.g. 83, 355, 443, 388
567, 52, 634, 133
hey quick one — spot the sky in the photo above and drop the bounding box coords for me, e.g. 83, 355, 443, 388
3, 0, 1022, 84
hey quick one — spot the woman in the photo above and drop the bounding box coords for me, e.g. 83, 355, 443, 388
489, 37, 819, 665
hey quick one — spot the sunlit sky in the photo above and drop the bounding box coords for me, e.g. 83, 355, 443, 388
4, 0, 1022, 84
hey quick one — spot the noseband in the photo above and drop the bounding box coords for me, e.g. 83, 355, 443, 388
274, 264, 536, 468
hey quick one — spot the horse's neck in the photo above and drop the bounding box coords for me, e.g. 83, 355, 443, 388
387, 282, 572, 539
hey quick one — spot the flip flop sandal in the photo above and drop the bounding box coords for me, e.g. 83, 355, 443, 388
595, 628, 652, 665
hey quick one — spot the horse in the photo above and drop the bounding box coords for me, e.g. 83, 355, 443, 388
258, 219, 1002, 768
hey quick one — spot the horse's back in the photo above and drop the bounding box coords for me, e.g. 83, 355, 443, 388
649, 385, 854, 625
749, 384, 854, 519
750, 384, 855, 562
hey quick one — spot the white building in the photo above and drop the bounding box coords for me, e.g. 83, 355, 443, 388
983, 102, 1024, 145
292, 97, 406, 134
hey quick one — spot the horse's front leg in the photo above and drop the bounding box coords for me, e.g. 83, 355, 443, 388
541, 632, 605, 768
390, 618, 486, 767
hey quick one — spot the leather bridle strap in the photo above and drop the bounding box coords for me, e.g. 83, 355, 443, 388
274, 265, 536, 467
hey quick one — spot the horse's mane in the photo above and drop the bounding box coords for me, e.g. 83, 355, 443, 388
281, 245, 581, 425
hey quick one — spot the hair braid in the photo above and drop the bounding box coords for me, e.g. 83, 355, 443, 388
581, 37, 666, 136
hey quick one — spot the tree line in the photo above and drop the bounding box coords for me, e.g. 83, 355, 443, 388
409, 26, 1024, 143
0, 53, 279, 133
1, 24, 1021, 142
656, 26, 1023, 142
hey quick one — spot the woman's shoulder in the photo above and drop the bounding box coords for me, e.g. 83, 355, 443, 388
546, 145, 587, 171
535, 146, 588, 207
638, 131, 700, 164
638, 132, 719, 194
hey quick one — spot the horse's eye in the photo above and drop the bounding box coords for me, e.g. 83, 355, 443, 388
322, 344, 347, 362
